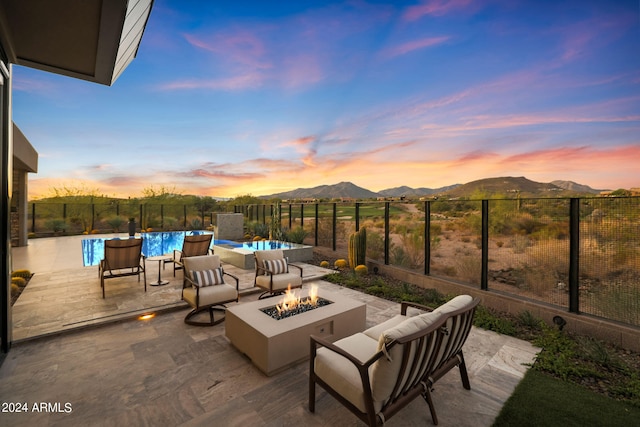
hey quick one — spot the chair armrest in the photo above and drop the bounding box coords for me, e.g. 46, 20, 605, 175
400, 301, 434, 315
310, 334, 382, 370
173, 249, 183, 262
184, 275, 198, 289
288, 262, 303, 277
223, 271, 240, 290
256, 264, 275, 276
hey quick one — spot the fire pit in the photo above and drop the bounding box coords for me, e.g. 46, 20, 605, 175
225, 287, 366, 376
260, 285, 333, 320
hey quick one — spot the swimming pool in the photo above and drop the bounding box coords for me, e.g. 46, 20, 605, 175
213, 239, 313, 269
81, 231, 213, 266
214, 239, 303, 251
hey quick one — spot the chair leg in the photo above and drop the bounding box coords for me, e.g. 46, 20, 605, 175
184, 305, 226, 326
422, 387, 438, 425
309, 371, 316, 413
458, 352, 471, 390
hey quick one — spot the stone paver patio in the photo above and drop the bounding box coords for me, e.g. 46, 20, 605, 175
1, 235, 540, 426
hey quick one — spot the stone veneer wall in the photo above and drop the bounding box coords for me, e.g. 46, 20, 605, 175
215, 213, 244, 240
10, 169, 20, 246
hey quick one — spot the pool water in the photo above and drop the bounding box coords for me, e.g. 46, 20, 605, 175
81, 231, 213, 266
214, 239, 303, 252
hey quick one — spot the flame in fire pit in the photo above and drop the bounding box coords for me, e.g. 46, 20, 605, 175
275, 284, 319, 316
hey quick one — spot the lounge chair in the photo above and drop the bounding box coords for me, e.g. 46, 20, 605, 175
182, 255, 239, 326
309, 295, 480, 426
254, 249, 303, 299
171, 233, 213, 277
99, 238, 146, 298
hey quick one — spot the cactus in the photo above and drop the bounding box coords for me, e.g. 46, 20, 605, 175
334, 259, 348, 269
354, 264, 368, 275
348, 227, 367, 268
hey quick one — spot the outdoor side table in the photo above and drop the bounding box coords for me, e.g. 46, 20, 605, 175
146, 255, 172, 286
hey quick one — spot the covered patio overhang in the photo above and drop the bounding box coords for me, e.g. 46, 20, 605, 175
0, 0, 154, 86
0, 0, 155, 353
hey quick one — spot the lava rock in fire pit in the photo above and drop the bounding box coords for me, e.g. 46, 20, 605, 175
260, 297, 333, 320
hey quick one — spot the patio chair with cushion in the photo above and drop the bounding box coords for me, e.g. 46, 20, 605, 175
254, 249, 303, 299
171, 234, 213, 277
182, 254, 239, 326
309, 295, 480, 426
99, 238, 146, 299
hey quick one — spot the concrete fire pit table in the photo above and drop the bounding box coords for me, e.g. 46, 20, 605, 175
225, 288, 366, 376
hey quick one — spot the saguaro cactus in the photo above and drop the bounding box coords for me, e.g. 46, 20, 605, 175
348, 227, 367, 268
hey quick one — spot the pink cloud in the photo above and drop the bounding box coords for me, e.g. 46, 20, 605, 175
381, 36, 450, 59
183, 32, 271, 70
157, 73, 265, 91
403, 0, 477, 21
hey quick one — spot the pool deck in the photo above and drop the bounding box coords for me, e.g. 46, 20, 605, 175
3, 235, 540, 426
10, 234, 329, 341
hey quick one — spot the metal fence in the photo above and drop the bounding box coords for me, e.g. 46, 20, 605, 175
239, 197, 640, 327
27, 197, 640, 327
27, 202, 225, 236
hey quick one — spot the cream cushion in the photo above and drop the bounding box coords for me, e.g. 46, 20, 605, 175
433, 295, 473, 315
255, 272, 302, 292
182, 255, 238, 307
184, 254, 221, 272
314, 333, 379, 413
182, 284, 238, 307
254, 249, 302, 292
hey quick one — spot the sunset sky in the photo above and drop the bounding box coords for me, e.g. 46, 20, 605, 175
12, 0, 640, 200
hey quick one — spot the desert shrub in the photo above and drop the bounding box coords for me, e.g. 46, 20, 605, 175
496, 240, 504, 248
510, 235, 531, 253
366, 230, 385, 261
44, 218, 66, 232
286, 226, 308, 244
398, 226, 425, 269
320, 260, 330, 268
313, 217, 347, 247
431, 236, 441, 251
163, 216, 178, 230
247, 221, 268, 238
455, 255, 481, 285
106, 216, 125, 232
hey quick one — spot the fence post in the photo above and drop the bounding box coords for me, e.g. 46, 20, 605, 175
300, 203, 304, 229
355, 202, 360, 231
481, 200, 489, 291
314, 203, 319, 246
384, 202, 390, 265
569, 198, 580, 313
332, 203, 337, 251
424, 201, 430, 275
289, 204, 293, 229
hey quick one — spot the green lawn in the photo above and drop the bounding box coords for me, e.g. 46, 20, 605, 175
493, 369, 640, 427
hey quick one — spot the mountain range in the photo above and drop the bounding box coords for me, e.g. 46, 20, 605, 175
260, 177, 605, 200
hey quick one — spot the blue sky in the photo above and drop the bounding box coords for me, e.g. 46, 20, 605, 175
12, 0, 640, 199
